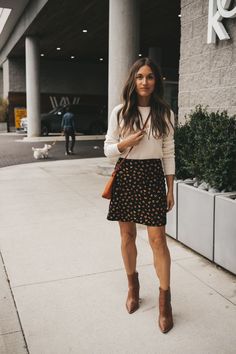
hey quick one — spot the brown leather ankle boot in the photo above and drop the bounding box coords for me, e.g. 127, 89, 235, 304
126, 272, 140, 314
158, 287, 173, 333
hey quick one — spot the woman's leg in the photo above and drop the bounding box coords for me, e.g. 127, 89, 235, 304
118, 221, 140, 313
147, 225, 173, 333
118, 221, 137, 275
147, 226, 170, 290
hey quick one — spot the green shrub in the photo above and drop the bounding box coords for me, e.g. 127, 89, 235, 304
175, 122, 195, 180
175, 105, 236, 191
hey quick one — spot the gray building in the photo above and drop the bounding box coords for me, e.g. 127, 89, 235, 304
0, 0, 235, 134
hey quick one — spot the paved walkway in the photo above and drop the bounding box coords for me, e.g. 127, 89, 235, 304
0, 158, 236, 354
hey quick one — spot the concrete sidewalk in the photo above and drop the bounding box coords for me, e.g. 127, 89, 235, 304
0, 158, 235, 354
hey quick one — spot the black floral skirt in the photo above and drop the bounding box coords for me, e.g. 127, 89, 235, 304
107, 158, 167, 226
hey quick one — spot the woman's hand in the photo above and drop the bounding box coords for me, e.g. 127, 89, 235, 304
118, 130, 145, 152
125, 130, 145, 147
166, 191, 174, 212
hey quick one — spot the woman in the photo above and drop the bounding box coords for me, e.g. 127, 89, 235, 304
104, 57, 175, 333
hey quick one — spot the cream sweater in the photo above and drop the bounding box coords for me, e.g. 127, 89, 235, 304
104, 105, 175, 175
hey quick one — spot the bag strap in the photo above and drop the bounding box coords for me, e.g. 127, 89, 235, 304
114, 112, 151, 173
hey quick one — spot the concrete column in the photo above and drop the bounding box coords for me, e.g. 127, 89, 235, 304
108, 0, 140, 117
25, 36, 40, 137
3, 59, 9, 99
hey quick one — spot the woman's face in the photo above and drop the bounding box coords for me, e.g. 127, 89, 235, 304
135, 65, 156, 100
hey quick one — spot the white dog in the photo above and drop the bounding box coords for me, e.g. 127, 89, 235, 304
32, 144, 52, 160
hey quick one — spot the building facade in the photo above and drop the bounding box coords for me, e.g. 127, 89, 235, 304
0, 0, 180, 136
1, 0, 235, 135
179, 0, 236, 123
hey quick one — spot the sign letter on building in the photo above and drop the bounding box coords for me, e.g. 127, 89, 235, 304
208, 0, 236, 44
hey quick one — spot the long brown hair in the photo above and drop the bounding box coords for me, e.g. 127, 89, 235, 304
118, 57, 173, 138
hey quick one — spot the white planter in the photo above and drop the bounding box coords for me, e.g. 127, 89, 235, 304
177, 182, 219, 260
214, 194, 236, 275
166, 180, 178, 239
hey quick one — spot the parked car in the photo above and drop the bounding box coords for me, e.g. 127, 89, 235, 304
20, 104, 107, 135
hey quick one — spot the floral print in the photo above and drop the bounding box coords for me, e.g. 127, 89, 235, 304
107, 159, 167, 226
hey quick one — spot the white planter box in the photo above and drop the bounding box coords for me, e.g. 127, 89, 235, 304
166, 180, 178, 239
214, 194, 236, 275
178, 183, 218, 260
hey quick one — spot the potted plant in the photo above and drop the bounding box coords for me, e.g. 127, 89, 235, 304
175, 106, 236, 266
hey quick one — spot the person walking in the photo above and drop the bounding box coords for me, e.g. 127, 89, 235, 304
104, 57, 175, 333
61, 106, 76, 155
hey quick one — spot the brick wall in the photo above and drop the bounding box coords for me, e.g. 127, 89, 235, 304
8, 58, 107, 95
179, 0, 236, 123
